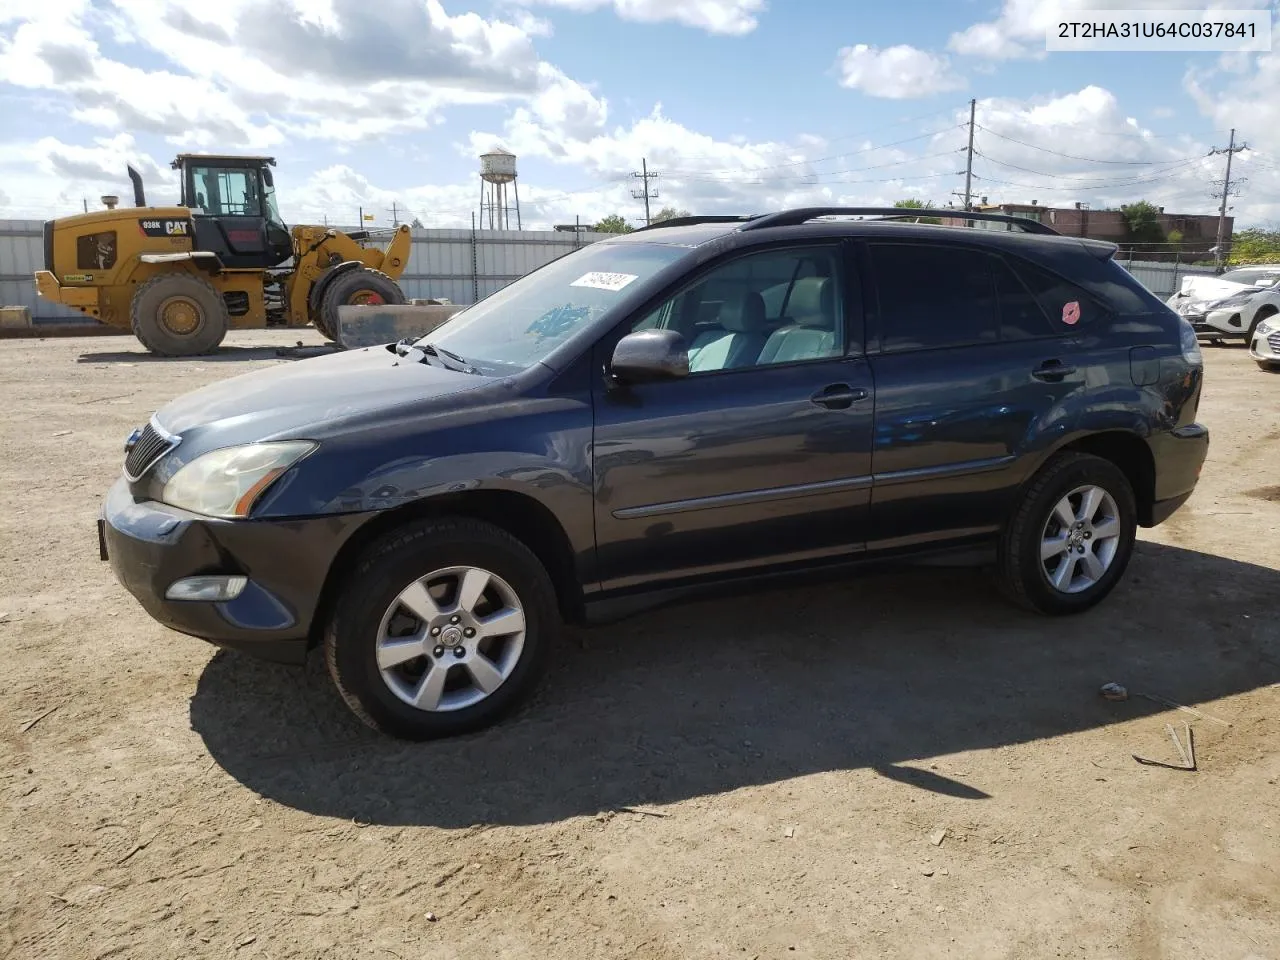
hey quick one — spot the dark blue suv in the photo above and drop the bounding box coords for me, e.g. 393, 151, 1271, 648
100, 207, 1209, 739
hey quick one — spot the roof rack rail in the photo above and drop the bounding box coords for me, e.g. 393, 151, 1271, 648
633, 215, 760, 232
739, 207, 1060, 236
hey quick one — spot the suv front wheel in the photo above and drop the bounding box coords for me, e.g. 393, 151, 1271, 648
997, 452, 1138, 615
324, 518, 558, 740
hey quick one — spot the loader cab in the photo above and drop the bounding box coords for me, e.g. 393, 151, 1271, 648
174, 154, 293, 269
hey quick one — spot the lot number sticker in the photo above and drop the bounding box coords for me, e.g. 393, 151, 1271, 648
570, 271, 639, 292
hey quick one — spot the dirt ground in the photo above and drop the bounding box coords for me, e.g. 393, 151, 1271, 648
0, 329, 1277, 960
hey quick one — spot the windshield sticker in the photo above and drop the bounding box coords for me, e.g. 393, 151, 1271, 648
570, 271, 639, 293
1062, 300, 1081, 325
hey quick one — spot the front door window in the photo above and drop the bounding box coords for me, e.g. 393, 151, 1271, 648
190, 166, 262, 217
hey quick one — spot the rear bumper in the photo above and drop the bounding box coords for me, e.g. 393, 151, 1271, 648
1144, 423, 1209, 527
100, 477, 371, 663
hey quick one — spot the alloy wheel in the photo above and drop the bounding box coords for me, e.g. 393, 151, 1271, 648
1040, 484, 1122, 594
375, 566, 527, 712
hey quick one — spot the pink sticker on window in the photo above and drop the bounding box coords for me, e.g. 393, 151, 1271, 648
1062, 301, 1081, 325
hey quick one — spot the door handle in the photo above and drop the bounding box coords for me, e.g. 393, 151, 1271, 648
1032, 360, 1077, 382
810, 383, 869, 409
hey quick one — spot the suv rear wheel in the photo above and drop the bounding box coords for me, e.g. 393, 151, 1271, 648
997, 452, 1137, 615
324, 518, 557, 740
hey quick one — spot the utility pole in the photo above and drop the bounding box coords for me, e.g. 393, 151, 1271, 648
631, 158, 659, 226
962, 98, 976, 219
1209, 128, 1248, 270
82, 197, 88, 213
386, 201, 400, 227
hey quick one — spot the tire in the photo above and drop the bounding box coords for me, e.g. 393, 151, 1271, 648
996, 452, 1137, 615
324, 518, 558, 740
317, 267, 405, 343
130, 273, 229, 356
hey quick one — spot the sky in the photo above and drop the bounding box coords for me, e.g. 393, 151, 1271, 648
0, 0, 1278, 230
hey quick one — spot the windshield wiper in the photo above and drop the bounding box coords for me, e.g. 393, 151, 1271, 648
392, 338, 479, 374
422, 343, 477, 371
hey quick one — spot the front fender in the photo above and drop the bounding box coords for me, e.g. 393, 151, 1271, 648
251, 395, 597, 572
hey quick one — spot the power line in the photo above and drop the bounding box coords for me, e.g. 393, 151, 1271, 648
666, 126, 964, 177
675, 170, 962, 187
972, 149, 1202, 184
664, 104, 965, 165
969, 169, 1201, 192
974, 124, 1201, 165
668, 150, 962, 185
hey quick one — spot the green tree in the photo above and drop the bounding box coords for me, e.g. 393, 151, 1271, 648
593, 214, 634, 234
1120, 200, 1165, 252
651, 206, 692, 223
410, 217, 424, 229
892, 198, 940, 224
1227, 229, 1280, 265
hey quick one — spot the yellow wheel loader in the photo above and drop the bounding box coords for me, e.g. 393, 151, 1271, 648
33, 154, 412, 356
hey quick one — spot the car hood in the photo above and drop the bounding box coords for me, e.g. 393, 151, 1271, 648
155, 346, 489, 441
1171, 276, 1257, 304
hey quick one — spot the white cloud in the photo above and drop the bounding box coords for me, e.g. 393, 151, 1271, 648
835, 44, 966, 99
1184, 51, 1280, 222
948, 0, 1273, 60
517, 0, 764, 35
0, 0, 587, 149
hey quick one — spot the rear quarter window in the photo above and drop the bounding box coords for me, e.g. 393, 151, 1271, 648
1005, 257, 1112, 333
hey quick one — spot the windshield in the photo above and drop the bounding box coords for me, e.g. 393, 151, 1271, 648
1221, 268, 1280, 288
417, 242, 685, 374
262, 175, 284, 226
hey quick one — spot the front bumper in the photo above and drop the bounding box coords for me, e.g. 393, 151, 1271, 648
100, 477, 370, 663
1248, 326, 1280, 364
34, 270, 99, 309
1182, 307, 1245, 339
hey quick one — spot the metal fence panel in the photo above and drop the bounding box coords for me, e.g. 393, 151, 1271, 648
0, 220, 611, 322
1117, 258, 1218, 299
2, 218, 1242, 324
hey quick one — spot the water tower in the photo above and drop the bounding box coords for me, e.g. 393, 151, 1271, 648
478, 147, 521, 230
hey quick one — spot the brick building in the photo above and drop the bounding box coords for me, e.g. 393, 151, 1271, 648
942, 201, 1228, 260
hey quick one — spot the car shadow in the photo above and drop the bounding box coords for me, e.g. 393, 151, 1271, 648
77, 344, 337, 364
189, 540, 1280, 827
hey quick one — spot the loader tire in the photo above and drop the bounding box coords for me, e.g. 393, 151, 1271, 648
318, 268, 405, 344
131, 273, 229, 357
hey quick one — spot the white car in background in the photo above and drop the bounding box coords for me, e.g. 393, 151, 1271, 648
1166, 265, 1280, 347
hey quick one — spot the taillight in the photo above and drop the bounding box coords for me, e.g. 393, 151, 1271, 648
1178, 317, 1202, 367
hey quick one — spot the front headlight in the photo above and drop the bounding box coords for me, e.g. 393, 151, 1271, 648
1259, 317, 1278, 335
161, 441, 316, 519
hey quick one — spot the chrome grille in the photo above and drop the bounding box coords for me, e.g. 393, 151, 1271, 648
123, 420, 178, 481
1268, 332, 1280, 353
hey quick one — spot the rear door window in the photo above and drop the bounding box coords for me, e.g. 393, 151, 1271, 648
870, 243, 997, 353
992, 257, 1055, 340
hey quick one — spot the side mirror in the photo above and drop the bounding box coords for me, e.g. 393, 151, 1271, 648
262, 168, 274, 188
610, 329, 689, 384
